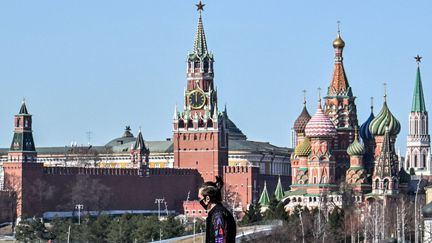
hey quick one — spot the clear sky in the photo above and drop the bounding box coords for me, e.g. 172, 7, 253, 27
0, 1, 430, 153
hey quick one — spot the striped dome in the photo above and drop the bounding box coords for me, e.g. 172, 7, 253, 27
369, 101, 400, 136
305, 102, 337, 138
294, 138, 311, 157
293, 105, 311, 133
347, 134, 365, 156
360, 111, 374, 141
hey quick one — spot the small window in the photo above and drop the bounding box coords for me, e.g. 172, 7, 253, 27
192, 210, 196, 214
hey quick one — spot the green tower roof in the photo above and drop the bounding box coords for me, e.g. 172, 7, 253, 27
412, 66, 427, 112
258, 181, 270, 206
274, 176, 285, 201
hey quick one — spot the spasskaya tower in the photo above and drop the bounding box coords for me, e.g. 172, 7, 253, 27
172, 1, 228, 182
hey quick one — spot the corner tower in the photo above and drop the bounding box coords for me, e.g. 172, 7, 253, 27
173, 2, 228, 182
405, 55, 431, 175
324, 26, 359, 180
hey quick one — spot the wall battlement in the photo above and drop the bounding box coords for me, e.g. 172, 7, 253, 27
223, 165, 258, 174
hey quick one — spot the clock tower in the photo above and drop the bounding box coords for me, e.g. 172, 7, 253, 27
173, 2, 228, 182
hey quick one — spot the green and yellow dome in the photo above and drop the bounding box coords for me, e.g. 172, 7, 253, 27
294, 138, 311, 157
347, 132, 365, 156
369, 100, 401, 136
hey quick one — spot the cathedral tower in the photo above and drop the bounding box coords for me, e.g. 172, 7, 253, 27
405, 55, 431, 175
324, 27, 359, 180
173, 2, 228, 182
304, 96, 338, 194
369, 88, 401, 196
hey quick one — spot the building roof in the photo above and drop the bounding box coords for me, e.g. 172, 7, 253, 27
412, 66, 427, 112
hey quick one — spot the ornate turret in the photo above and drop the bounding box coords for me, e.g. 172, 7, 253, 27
9, 100, 37, 162
346, 128, 369, 193
293, 92, 312, 146
304, 92, 337, 193
305, 99, 337, 138
368, 84, 400, 160
294, 93, 312, 134
347, 130, 365, 156
130, 129, 149, 169
371, 127, 399, 196
369, 100, 401, 137
405, 55, 431, 175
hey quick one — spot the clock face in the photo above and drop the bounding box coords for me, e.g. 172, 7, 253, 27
188, 90, 206, 109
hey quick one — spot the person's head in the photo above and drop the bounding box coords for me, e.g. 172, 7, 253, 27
198, 176, 224, 209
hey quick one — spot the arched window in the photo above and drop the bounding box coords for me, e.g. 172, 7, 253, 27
423, 154, 427, 168
414, 155, 418, 167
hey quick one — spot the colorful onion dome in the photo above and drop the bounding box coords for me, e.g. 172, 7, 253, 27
333, 33, 345, 49
293, 104, 311, 133
294, 138, 311, 157
369, 100, 401, 136
360, 108, 375, 141
347, 131, 365, 156
305, 102, 337, 138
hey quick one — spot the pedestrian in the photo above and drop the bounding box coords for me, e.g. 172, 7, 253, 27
199, 176, 236, 243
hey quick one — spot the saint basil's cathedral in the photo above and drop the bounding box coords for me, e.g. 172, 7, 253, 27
0, 1, 431, 222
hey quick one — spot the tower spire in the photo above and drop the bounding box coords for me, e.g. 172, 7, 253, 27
193, 1, 208, 56
412, 55, 426, 112
328, 22, 350, 97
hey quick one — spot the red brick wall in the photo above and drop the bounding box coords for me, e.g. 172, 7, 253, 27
3, 164, 203, 218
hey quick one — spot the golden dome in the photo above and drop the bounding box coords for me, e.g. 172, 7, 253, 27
333, 33, 345, 48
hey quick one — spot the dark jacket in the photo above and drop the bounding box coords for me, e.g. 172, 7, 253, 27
205, 203, 236, 243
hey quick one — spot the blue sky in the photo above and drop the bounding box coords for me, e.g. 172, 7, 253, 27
0, 1, 430, 153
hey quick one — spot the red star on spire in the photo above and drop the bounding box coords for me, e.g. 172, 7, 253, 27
415, 54, 422, 64
196, 1, 205, 12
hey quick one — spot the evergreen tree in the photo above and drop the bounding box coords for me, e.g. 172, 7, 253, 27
88, 214, 111, 242
327, 207, 345, 242
241, 202, 262, 225
133, 215, 161, 242
161, 215, 185, 239
264, 195, 280, 220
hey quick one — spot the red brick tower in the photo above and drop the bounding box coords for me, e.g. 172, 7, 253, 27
173, 2, 228, 182
3, 101, 43, 219
324, 27, 359, 181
